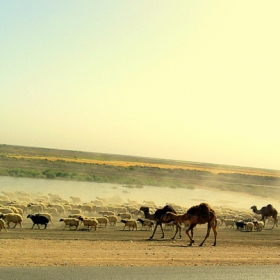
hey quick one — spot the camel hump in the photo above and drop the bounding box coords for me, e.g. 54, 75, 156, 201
198, 203, 215, 219
163, 204, 176, 213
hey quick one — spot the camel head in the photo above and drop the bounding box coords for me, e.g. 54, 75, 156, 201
251, 206, 257, 213
139, 206, 149, 213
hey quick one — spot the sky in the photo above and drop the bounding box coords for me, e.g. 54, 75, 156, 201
1, 1, 280, 170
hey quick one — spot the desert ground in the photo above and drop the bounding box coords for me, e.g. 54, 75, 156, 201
1, 218, 280, 267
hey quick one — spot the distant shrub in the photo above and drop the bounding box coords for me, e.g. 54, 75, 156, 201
55, 171, 70, 178
29, 170, 43, 178
90, 174, 102, 182
43, 170, 56, 179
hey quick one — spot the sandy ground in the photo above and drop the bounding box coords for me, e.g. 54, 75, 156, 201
1, 219, 280, 267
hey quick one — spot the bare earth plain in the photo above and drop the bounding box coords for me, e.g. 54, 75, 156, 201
1, 219, 280, 267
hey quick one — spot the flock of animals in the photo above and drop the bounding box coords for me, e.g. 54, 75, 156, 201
0, 190, 278, 246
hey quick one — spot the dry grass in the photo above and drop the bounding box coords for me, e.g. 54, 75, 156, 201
6, 154, 280, 178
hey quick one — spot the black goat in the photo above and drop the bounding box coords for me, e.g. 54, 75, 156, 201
235, 221, 246, 231
27, 214, 49, 229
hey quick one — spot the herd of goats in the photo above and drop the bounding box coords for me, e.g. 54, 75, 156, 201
0, 190, 278, 246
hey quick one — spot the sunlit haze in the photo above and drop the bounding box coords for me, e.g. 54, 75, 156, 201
1, 1, 280, 170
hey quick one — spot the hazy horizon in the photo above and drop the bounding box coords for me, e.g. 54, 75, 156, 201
1, 1, 280, 170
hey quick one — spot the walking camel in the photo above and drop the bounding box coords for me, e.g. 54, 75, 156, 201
139, 205, 181, 240
165, 203, 217, 246
250, 204, 278, 229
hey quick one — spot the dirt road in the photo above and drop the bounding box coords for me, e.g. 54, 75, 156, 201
1, 220, 280, 267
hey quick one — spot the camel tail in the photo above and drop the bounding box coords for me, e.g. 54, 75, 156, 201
214, 218, 218, 228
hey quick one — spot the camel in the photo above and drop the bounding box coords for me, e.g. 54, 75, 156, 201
139, 205, 181, 240
165, 203, 217, 246
250, 204, 278, 229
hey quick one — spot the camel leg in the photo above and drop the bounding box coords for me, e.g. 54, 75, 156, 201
212, 225, 217, 246
159, 223, 165, 238
271, 218, 278, 229
199, 223, 211, 246
200, 220, 217, 246
212, 219, 218, 246
149, 223, 159, 239
185, 224, 196, 246
262, 217, 266, 228
171, 223, 181, 240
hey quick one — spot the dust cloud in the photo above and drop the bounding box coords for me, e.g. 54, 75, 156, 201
1, 176, 280, 212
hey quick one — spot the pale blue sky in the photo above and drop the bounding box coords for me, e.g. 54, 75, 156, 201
1, 1, 280, 170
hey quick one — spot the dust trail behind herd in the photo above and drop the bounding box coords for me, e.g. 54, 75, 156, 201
1, 176, 280, 212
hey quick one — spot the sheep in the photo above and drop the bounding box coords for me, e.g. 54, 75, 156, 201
121, 219, 137, 231
59, 218, 79, 230
63, 205, 72, 212
0, 200, 11, 206
0, 208, 14, 214
94, 206, 108, 213
8, 203, 28, 213
96, 197, 107, 204
117, 212, 132, 220
253, 221, 264, 231
245, 222, 254, 232
137, 218, 154, 230
68, 214, 84, 223
114, 207, 127, 214
1, 191, 16, 200
43, 207, 58, 216
0, 195, 10, 201
90, 199, 104, 207
18, 196, 32, 203
221, 218, 235, 229
8, 206, 20, 213
0, 218, 7, 231
104, 215, 118, 226
78, 216, 98, 231
68, 209, 82, 215
15, 191, 31, 198
27, 203, 44, 213
131, 209, 145, 219
96, 217, 109, 227
47, 203, 65, 214
70, 196, 82, 203
143, 200, 155, 205
48, 193, 62, 201
0, 213, 23, 228
79, 204, 93, 213
27, 214, 49, 229
99, 211, 115, 216
15, 208, 23, 216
